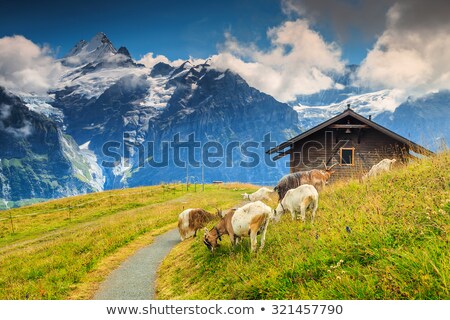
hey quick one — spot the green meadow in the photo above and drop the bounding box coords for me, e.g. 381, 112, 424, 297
1, 152, 448, 300
0, 183, 257, 299
156, 152, 450, 299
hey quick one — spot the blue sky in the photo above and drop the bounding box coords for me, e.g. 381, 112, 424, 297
1, 0, 449, 101
0, 0, 373, 64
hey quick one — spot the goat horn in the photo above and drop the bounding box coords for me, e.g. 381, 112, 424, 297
327, 163, 339, 170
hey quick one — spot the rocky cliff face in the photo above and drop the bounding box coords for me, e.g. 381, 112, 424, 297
0, 88, 102, 202
128, 64, 299, 186
51, 56, 299, 188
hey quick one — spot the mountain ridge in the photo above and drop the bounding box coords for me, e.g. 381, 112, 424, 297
1, 32, 448, 204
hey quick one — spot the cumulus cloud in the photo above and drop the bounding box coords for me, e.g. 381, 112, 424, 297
138, 52, 171, 68
0, 103, 11, 120
356, 0, 450, 95
171, 57, 208, 68
138, 52, 208, 69
0, 35, 64, 95
210, 19, 346, 102
137, 18, 346, 102
4, 120, 33, 138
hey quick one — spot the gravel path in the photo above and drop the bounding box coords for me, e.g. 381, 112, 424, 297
94, 228, 180, 300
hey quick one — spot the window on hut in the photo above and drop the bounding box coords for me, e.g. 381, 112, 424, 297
340, 148, 354, 165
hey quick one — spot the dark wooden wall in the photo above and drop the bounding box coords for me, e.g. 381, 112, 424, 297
289, 116, 409, 182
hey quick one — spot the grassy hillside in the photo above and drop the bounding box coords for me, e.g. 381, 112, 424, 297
0, 183, 257, 299
156, 152, 450, 299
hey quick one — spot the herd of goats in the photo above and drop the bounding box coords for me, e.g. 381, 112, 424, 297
177, 158, 397, 253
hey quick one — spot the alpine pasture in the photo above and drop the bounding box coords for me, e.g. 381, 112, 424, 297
0, 183, 257, 299
156, 152, 450, 299
1, 153, 449, 300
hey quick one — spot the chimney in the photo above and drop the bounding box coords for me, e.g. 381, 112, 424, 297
369, 115, 372, 121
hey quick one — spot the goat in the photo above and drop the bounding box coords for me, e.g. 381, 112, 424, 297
274, 162, 337, 201
178, 208, 216, 241
362, 158, 397, 181
242, 187, 277, 203
275, 184, 319, 222
203, 201, 273, 252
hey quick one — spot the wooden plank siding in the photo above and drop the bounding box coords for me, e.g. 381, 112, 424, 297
288, 115, 409, 182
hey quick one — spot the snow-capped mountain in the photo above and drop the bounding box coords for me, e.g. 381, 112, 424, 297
62, 32, 118, 67
374, 91, 450, 151
293, 89, 406, 130
1, 32, 448, 204
291, 66, 449, 151
51, 49, 299, 189
38, 33, 296, 193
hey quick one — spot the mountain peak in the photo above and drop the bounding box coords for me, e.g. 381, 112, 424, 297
85, 32, 113, 51
62, 32, 117, 67
117, 46, 131, 59
94, 31, 107, 39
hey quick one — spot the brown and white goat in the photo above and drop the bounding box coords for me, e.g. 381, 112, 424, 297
178, 208, 216, 241
203, 201, 273, 252
274, 162, 337, 201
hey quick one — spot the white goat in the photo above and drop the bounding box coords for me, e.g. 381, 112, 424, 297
275, 184, 319, 222
363, 158, 397, 181
242, 187, 276, 202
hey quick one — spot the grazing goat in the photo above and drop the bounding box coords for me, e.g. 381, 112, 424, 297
362, 158, 397, 181
178, 208, 216, 241
242, 187, 277, 202
274, 162, 337, 201
275, 184, 319, 222
203, 201, 273, 252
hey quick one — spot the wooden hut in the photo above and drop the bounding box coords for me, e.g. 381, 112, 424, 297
266, 107, 433, 181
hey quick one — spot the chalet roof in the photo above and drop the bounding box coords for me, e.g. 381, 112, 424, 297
267, 108, 433, 159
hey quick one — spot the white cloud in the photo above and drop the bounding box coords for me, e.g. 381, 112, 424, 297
137, 52, 171, 68
137, 19, 346, 102
0, 103, 33, 138
0, 103, 11, 120
4, 120, 33, 138
356, 0, 450, 96
138, 52, 208, 69
171, 57, 208, 68
210, 19, 346, 102
0, 35, 64, 95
